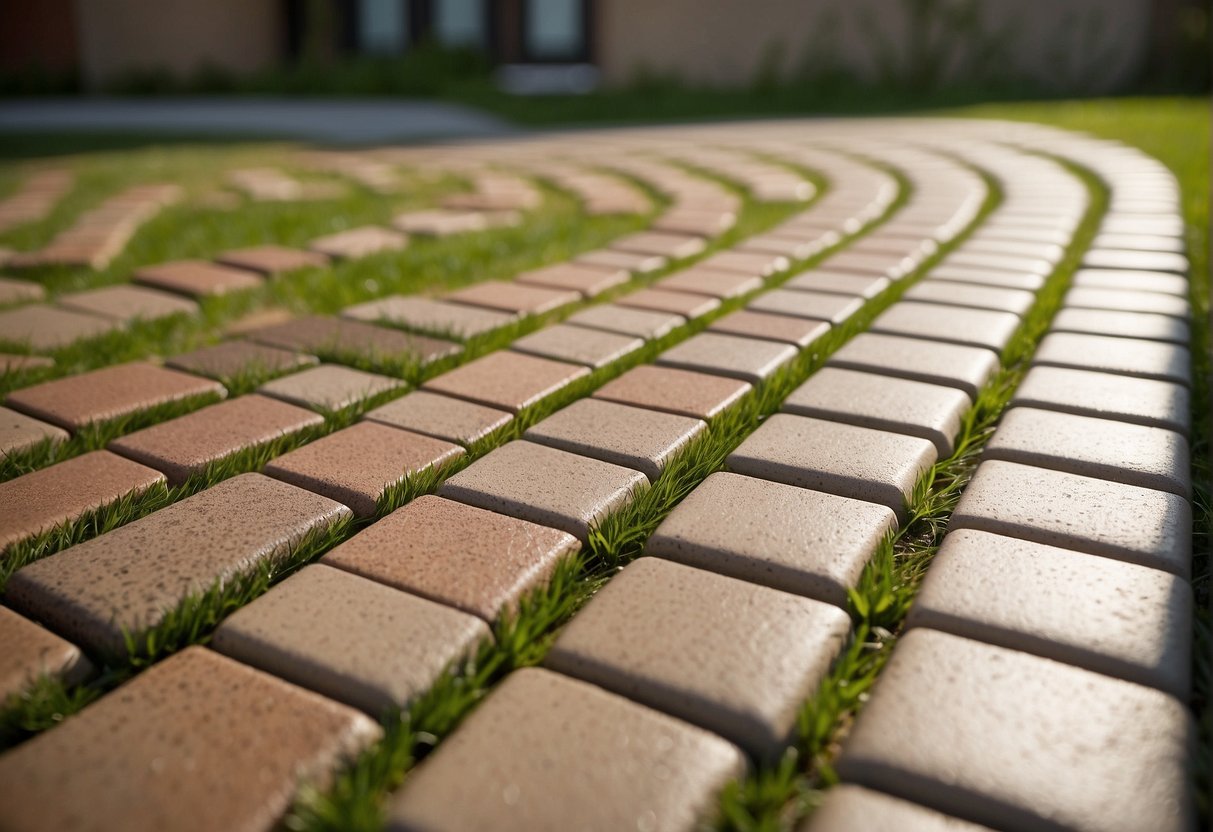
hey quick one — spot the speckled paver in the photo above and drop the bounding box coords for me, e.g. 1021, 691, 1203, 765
342, 295, 515, 339
951, 460, 1191, 576
1031, 331, 1190, 385
257, 364, 404, 411
362, 390, 511, 445
617, 287, 721, 319
1065, 286, 1189, 319
1011, 365, 1190, 436
265, 422, 462, 517
512, 323, 644, 368
565, 303, 685, 340
546, 557, 850, 756
648, 471, 895, 606
515, 262, 630, 297
0, 406, 67, 455
323, 494, 578, 621
785, 269, 889, 298
384, 667, 745, 832
0, 304, 117, 350
212, 564, 489, 714
700, 250, 789, 276
611, 230, 706, 259
0, 646, 380, 832
657, 332, 797, 383
709, 310, 830, 347
1071, 268, 1188, 297
575, 247, 667, 273
748, 289, 863, 324
1051, 306, 1190, 344
445, 281, 581, 316
166, 340, 317, 382
215, 244, 330, 275
803, 785, 994, 832
902, 281, 1036, 317
309, 225, 407, 258
657, 266, 762, 299
5, 473, 350, 654
727, 413, 936, 518
0, 606, 93, 702
593, 364, 751, 420
909, 529, 1191, 697
422, 351, 589, 413
835, 629, 1194, 832
438, 440, 647, 540
870, 302, 1021, 353
58, 285, 199, 323
828, 333, 999, 399
246, 315, 461, 367
134, 259, 263, 297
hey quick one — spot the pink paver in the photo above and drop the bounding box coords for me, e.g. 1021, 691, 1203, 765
257, 364, 404, 411
166, 340, 318, 382
709, 309, 830, 347
870, 302, 1021, 353
700, 250, 790, 276
215, 244, 331, 275
828, 332, 999, 399
323, 494, 579, 621
133, 259, 264, 297
0, 606, 93, 702
657, 332, 797, 383
616, 287, 721, 319
342, 295, 515, 339
0, 405, 68, 455
902, 281, 1036, 317
1051, 307, 1189, 344
611, 230, 707, 259
748, 289, 863, 324
108, 394, 324, 485
246, 314, 461, 366
1011, 365, 1190, 436
512, 323, 644, 368
565, 303, 685, 340
1031, 331, 1190, 385
363, 390, 511, 445
422, 351, 589, 413
265, 421, 463, 517
309, 225, 408, 259
0, 275, 45, 306
575, 247, 667, 273
57, 285, 199, 323
6, 361, 225, 431
785, 270, 890, 298
445, 281, 581, 316
515, 262, 630, 297
656, 266, 763, 299
594, 364, 751, 420
0, 304, 117, 350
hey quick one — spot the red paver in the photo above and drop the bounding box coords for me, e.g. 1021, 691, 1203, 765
0, 304, 117, 350
363, 390, 511, 445
166, 340, 317, 382
611, 230, 707, 259
215, 244, 331, 275
258, 364, 404, 411
445, 281, 581, 316
512, 323, 644, 368
57, 285, 199, 323
6, 361, 225, 431
0, 646, 381, 832
133, 259, 264, 297
0, 606, 93, 702
0, 406, 68, 455
565, 303, 685, 340
657, 332, 797, 383
594, 364, 751, 420
515, 262, 630, 297
323, 494, 579, 621
748, 289, 863, 324
341, 295, 515, 339
709, 309, 830, 347
246, 314, 460, 366
422, 351, 589, 413
309, 225, 408, 259
657, 266, 762, 299
616, 287, 721, 319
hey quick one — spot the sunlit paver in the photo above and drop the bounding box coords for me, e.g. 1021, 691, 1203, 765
902, 281, 1035, 317
0, 406, 67, 455
593, 364, 751, 420
617, 287, 721, 319
565, 303, 685, 340
870, 302, 1021, 353
708, 310, 830, 347
827, 333, 998, 399
699, 250, 789, 277
1011, 365, 1190, 435
1030, 331, 1190, 385
575, 247, 667, 273
804, 785, 994, 832
512, 323, 644, 368
246, 315, 461, 366
785, 269, 889, 298
514, 262, 630, 297
58, 285, 199, 323
611, 230, 706, 259
656, 266, 762, 299
166, 340, 318, 382
134, 259, 263, 297
1081, 248, 1188, 274
1065, 286, 1190, 319
342, 295, 515, 339
940, 250, 1052, 277
835, 629, 1194, 832
657, 332, 797, 383
0, 353, 53, 372
0, 304, 116, 350
309, 225, 407, 259
257, 364, 404, 411
0, 605, 93, 702
445, 280, 581, 316
363, 390, 511, 445
927, 264, 1044, 291
747, 288, 862, 324
215, 244, 331, 275
1071, 268, 1188, 296
826, 250, 915, 280
0, 646, 380, 832
422, 351, 589, 413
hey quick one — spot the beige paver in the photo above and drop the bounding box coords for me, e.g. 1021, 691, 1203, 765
648, 471, 895, 606
515, 262, 629, 297
6, 473, 350, 653
1011, 365, 1190, 436
700, 249, 789, 276
0, 275, 44, 306
834, 629, 1194, 832
384, 667, 745, 832
657, 266, 762, 299
565, 303, 685, 340
265, 422, 462, 517
1065, 286, 1189, 319
738, 233, 819, 260
870, 302, 1021, 353
0, 406, 67, 455
782, 367, 971, 457
617, 287, 721, 319
594, 364, 751, 420
653, 208, 736, 237
575, 247, 667, 273
1082, 248, 1188, 274
445, 281, 580, 316
828, 333, 998, 399
825, 250, 916, 280
909, 529, 1191, 697
0, 304, 117, 350
57, 285, 199, 323
309, 225, 407, 258
0, 353, 53, 373
525, 398, 706, 482
803, 785, 994, 832
438, 440, 647, 540
246, 315, 461, 366
928, 264, 1046, 292
215, 244, 330, 275
6, 361, 225, 431
941, 250, 1052, 276
422, 351, 589, 413
257, 364, 404, 411
1072, 268, 1188, 297
362, 390, 511, 445
985, 407, 1189, 497
0, 606, 93, 702
902, 281, 1036, 317
134, 259, 263, 297
727, 413, 936, 518
166, 340, 318, 382
1090, 233, 1186, 254
546, 557, 850, 755
392, 208, 488, 236
0, 646, 380, 832
323, 494, 578, 621
212, 564, 489, 714
612, 230, 706, 259
748, 289, 862, 324
785, 269, 890, 298
1051, 307, 1189, 344
342, 295, 515, 339
1031, 331, 1190, 385
657, 332, 797, 383
951, 460, 1191, 576
108, 394, 323, 485
709, 309, 830, 347
512, 323, 644, 368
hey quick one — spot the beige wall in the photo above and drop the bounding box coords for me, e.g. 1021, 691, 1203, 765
74, 0, 282, 88
595, 0, 1153, 93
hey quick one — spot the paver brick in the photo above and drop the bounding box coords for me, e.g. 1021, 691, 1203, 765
0, 275, 44, 305
166, 340, 318, 382
423, 350, 588, 412
984, 407, 1189, 497
392, 208, 488, 236
438, 440, 647, 540
1032, 331, 1190, 385
58, 285, 199, 323
951, 460, 1191, 576
657, 332, 797, 383
565, 302, 685, 340
215, 244, 331, 275
657, 266, 762, 299
1072, 268, 1188, 297
1049, 307, 1189, 344
363, 390, 511, 445
700, 249, 790, 276
593, 364, 751, 420
927, 264, 1045, 291
648, 471, 895, 606
257, 364, 404, 411
617, 287, 721, 319
212, 564, 489, 714
0, 405, 67, 455
514, 262, 630, 297
1082, 248, 1188, 274
0, 353, 53, 372
445, 280, 580, 316
909, 529, 1191, 697
133, 259, 263, 297
384, 667, 745, 832
265, 422, 462, 517
575, 247, 667, 273
870, 302, 1021, 353
783, 367, 970, 457
1090, 233, 1185, 254
1011, 365, 1189, 436
1065, 286, 1190, 319
826, 250, 916, 280
803, 785, 994, 832
6, 473, 350, 654
748, 288, 862, 324
309, 225, 407, 259
0, 606, 93, 702
902, 281, 1035, 317
341, 295, 515, 339
828, 333, 998, 399
108, 394, 324, 485
835, 628, 1194, 832
246, 315, 460, 366
708, 309, 830, 347
323, 494, 578, 621
941, 250, 1052, 276
0, 304, 117, 350
727, 413, 936, 518
512, 323, 644, 368
6, 361, 225, 431
611, 230, 707, 259
653, 207, 736, 236
0, 646, 380, 832
546, 557, 851, 755
784, 269, 890, 298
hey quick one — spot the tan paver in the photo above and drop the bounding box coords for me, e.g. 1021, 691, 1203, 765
709, 309, 830, 348
6, 473, 350, 653
257, 364, 404, 411
247, 314, 461, 366
1031, 331, 1190, 385
984, 407, 1189, 497
909, 529, 1191, 697
0, 406, 67, 455
1072, 268, 1188, 297
1065, 286, 1189, 319
942, 250, 1052, 276
1051, 307, 1189, 344
782, 367, 971, 457
928, 264, 1045, 291
384, 667, 745, 832
565, 303, 685, 340
392, 208, 488, 236
215, 244, 331, 275
0, 606, 93, 702
134, 259, 263, 297
422, 351, 589, 413
657, 332, 797, 383
0, 304, 117, 350
309, 225, 407, 259
212, 564, 489, 714
1082, 248, 1188, 274
617, 287, 721, 319
6, 361, 225, 431
512, 323, 644, 368
1011, 365, 1190, 436
58, 285, 199, 323
515, 262, 630, 297
804, 785, 993, 832
438, 440, 647, 540
546, 557, 850, 756
525, 398, 706, 482
826, 250, 916, 280
0, 353, 53, 372
657, 266, 762, 299
785, 269, 890, 298
611, 230, 707, 259
828, 333, 998, 399
653, 207, 736, 237
902, 281, 1035, 317
594, 364, 751, 420
648, 471, 895, 606
363, 390, 511, 445
748, 288, 863, 324
699, 249, 789, 276
0, 646, 380, 832
323, 494, 578, 621
951, 460, 1191, 576
166, 340, 318, 382
726, 413, 936, 518
445, 281, 580, 316
341, 295, 515, 339
870, 302, 1021, 353
265, 422, 462, 517
575, 247, 667, 273
108, 394, 323, 485
0, 275, 44, 306
834, 629, 1194, 832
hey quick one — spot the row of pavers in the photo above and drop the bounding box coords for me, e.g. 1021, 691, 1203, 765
0, 169, 74, 235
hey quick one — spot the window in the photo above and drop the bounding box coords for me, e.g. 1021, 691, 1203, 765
359, 0, 409, 55
433, 0, 487, 48
523, 0, 585, 61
